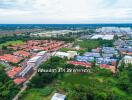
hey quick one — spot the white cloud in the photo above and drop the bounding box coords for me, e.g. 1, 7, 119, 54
0, 0, 132, 23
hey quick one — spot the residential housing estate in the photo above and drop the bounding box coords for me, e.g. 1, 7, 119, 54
0, 40, 67, 84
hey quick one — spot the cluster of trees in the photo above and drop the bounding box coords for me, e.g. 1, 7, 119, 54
64, 29, 96, 38
117, 63, 132, 95
76, 39, 114, 51
26, 56, 132, 100
59, 67, 132, 100
29, 56, 66, 88
0, 34, 30, 44
0, 64, 20, 100
0, 33, 75, 46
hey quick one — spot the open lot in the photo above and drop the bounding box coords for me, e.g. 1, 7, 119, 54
21, 86, 54, 100
0, 40, 24, 48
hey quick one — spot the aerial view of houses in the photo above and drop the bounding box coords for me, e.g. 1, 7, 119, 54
0, 0, 132, 99
0, 25, 132, 100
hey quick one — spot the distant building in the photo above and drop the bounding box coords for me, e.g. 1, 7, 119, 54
91, 48, 101, 53
91, 35, 114, 40
76, 56, 94, 62
51, 93, 66, 100
96, 57, 117, 66
53, 51, 77, 59
27, 51, 48, 69
69, 61, 91, 68
100, 64, 116, 73
84, 52, 101, 58
75, 45, 80, 50
124, 56, 132, 64
67, 51, 78, 57
102, 47, 118, 54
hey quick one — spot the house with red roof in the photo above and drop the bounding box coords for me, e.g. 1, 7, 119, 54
0, 54, 22, 63
68, 61, 91, 68
14, 77, 26, 85
100, 64, 116, 73
7, 67, 22, 78
13, 50, 30, 58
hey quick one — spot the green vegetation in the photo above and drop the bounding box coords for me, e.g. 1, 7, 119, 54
59, 47, 86, 55
21, 87, 54, 100
76, 39, 114, 51
22, 57, 132, 100
0, 64, 20, 100
59, 47, 73, 52
21, 57, 66, 100
21, 56, 132, 100
0, 40, 24, 48
28, 56, 66, 88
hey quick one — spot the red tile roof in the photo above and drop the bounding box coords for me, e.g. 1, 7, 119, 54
14, 50, 30, 57
69, 61, 91, 68
7, 67, 22, 78
127, 52, 132, 56
100, 64, 116, 73
14, 77, 26, 84
0, 54, 22, 63
14, 78, 26, 84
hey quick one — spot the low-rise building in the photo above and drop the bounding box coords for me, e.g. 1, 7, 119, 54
91, 48, 101, 53
0, 54, 22, 63
84, 52, 101, 58
51, 93, 66, 100
69, 61, 91, 68
100, 64, 116, 73
53, 51, 77, 59
124, 56, 132, 64
102, 47, 118, 54
91, 35, 114, 40
18, 66, 33, 77
13, 50, 30, 58
7, 67, 22, 78
76, 56, 94, 62
96, 57, 117, 66
27, 51, 48, 69
102, 53, 114, 58
14, 77, 26, 85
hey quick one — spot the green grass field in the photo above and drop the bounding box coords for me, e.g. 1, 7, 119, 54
21, 87, 54, 100
0, 40, 24, 48
76, 40, 100, 50
61, 73, 91, 85
76, 39, 113, 51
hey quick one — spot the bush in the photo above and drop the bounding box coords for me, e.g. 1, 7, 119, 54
40, 87, 53, 96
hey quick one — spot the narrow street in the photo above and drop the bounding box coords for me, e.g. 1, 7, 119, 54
12, 53, 51, 100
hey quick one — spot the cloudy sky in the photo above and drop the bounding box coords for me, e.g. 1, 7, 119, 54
0, 0, 132, 24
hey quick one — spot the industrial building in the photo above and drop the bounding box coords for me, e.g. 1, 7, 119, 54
53, 51, 77, 59
91, 35, 114, 40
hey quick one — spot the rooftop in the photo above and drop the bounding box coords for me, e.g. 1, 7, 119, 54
7, 67, 22, 78
51, 93, 66, 100
69, 61, 91, 68
100, 64, 116, 73
124, 55, 132, 59
14, 77, 26, 84
14, 50, 30, 57
0, 54, 22, 63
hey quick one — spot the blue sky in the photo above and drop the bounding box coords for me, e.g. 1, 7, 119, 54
0, 0, 132, 24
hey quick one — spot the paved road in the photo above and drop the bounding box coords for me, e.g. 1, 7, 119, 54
12, 71, 37, 100
12, 53, 51, 100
